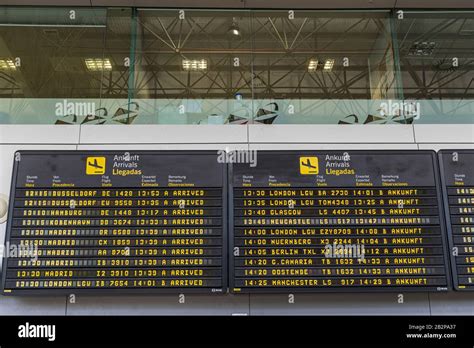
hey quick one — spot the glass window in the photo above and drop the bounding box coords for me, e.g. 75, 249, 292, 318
250, 10, 399, 124
397, 11, 474, 99
396, 11, 474, 123
0, 7, 107, 124
1, 7, 473, 125
132, 9, 253, 124
95, 8, 135, 125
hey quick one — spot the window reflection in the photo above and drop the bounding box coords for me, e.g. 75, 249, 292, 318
0, 7, 472, 124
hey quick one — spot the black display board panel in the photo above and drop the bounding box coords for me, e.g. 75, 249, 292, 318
229, 150, 452, 293
1, 151, 227, 295
439, 150, 474, 291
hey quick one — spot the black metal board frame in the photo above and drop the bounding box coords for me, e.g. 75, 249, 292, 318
438, 149, 473, 291
1, 150, 228, 296
228, 150, 452, 293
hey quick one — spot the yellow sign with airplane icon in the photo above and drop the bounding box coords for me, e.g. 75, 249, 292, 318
299, 156, 319, 175
86, 157, 106, 175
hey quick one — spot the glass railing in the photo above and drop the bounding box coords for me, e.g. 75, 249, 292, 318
2, 98, 474, 125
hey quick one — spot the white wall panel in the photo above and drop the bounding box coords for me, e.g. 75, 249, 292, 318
429, 293, 474, 315
67, 294, 250, 316
249, 125, 415, 143
249, 293, 430, 316
418, 143, 474, 151
79, 125, 248, 144
77, 143, 249, 151
0, 125, 80, 144
414, 125, 474, 143
249, 143, 418, 150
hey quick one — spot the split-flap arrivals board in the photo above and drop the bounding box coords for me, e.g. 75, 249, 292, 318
230, 151, 451, 293
2, 151, 227, 295
439, 150, 474, 291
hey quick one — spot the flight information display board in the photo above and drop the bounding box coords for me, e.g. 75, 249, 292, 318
439, 150, 474, 291
230, 151, 451, 293
2, 151, 226, 295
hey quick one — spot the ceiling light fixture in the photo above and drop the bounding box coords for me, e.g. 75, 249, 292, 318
408, 41, 436, 56
0, 59, 16, 70
85, 58, 112, 71
182, 59, 208, 71
229, 18, 241, 36
323, 59, 335, 72
308, 59, 319, 72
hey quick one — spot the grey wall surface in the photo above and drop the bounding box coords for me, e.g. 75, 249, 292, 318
0, 124, 473, 316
